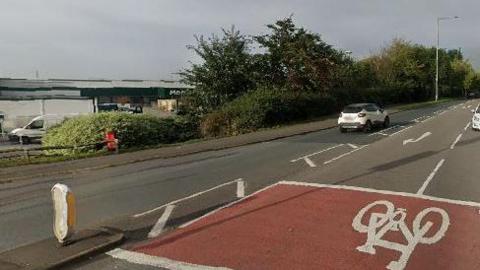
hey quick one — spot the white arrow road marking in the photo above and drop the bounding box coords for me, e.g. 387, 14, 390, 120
403, 132, 432, 146
148, 204, 176, 238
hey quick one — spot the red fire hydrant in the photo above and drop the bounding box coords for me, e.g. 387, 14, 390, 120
105, 131, 119, 153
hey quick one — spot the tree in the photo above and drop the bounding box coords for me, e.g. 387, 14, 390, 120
180, 27, 255, 113
254, 17, 346, 94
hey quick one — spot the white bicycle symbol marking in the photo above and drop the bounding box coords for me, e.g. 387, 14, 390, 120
352, 200, 450, 270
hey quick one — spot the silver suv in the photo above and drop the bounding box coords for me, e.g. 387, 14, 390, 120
338, 103, 390, 133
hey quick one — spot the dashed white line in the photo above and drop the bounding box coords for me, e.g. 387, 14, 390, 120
148, 204, 176, 238
450, 134, 463, 150
107, 248, 232, 270
464, 122, 471, 131
417, 159, 445, 195
324, 145, 368, 165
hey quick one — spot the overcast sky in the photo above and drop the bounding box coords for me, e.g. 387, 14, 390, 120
0, 0, 478, 80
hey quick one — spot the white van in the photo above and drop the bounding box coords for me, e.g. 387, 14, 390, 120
8, 114, 67, 144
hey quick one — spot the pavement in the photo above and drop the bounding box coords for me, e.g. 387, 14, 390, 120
1, 99, 478, 269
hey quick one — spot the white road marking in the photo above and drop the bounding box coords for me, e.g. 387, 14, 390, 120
403, 132, 432, 146
290, 144, 344, 162
107, 248, 232, 270
450, 134, 463, 149
290, 144, 344, 168
464, 122, 471, 131
278, 181, 480, 208
369, 125, 400, 136
417, 159, 446, 195
236, 179, 245, 198
148, 204, 176, 238
389, 126, 413, 137
421, 116, 433, 123
324, 145, 368, 165
347, 143, 358, 149
134, 178, 243, 218
353, 200, 449, 270
180, 182, 280, 228
304, 157, 316, 167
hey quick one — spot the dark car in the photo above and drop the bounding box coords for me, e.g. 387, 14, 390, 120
466, 91, 479, 99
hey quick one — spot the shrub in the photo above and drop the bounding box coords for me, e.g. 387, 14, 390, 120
201, 87, 338, 137
43, 113, 199, 155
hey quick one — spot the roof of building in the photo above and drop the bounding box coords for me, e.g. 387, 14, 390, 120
0, 78, 194, 90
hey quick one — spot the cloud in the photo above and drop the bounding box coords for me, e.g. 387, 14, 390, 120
0, 0, 478, 79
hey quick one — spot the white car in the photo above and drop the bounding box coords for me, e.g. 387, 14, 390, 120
472, 107, 480, 130
8, 114, 67, 144
338, 103, 390, 133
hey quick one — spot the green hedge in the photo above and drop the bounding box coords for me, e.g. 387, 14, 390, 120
43, 113, 199, 155
201, 87, 337, 137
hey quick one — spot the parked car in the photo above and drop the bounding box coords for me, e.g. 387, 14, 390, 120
98, 103, 143, 114
98, 103, 119, 112
338, 103, 390, 133
8, 114, 66, 144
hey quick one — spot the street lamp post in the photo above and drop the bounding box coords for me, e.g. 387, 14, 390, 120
436, 16, 459, 102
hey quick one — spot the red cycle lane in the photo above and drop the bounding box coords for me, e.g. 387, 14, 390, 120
129, 182, 480, 270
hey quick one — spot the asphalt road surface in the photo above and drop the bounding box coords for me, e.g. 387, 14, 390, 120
1, 99, 479, 269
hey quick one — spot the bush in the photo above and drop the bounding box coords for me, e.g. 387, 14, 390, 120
43, 113, 199, 155
201, 87, 338, 137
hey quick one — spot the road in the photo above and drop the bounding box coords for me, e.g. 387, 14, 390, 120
1, 100, 478, 268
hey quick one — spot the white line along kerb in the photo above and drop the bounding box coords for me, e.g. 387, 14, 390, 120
107, 248, 232, 270
417, 159, 446, 195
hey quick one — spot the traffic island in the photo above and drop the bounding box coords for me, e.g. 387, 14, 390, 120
0, 229, 123, 270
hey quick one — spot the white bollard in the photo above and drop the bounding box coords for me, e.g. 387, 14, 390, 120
51, 183, 76, 245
